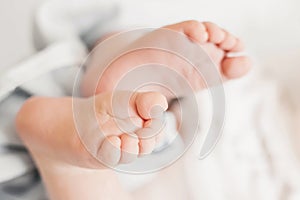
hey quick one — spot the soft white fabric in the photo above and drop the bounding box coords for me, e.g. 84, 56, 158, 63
183, 72, 300, 200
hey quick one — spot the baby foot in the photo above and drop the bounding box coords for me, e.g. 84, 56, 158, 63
16, 91, 168, 169
82, 20, 252, 98
93, 91, 168, 166
164, 20, 251, 79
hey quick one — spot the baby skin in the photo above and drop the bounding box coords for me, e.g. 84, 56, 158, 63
16, 20, 251, 200
82, 20, 251, 98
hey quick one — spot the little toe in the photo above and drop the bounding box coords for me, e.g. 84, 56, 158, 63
119, 134, 139, 164
203, 22, 226, 44
97, 136, 121, 167
222, 56, 252, 79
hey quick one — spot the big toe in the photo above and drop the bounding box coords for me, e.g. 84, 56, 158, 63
135, 92, 168, 120
222, 56, 252, 79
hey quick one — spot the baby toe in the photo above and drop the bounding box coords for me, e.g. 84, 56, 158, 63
219, 31, 238, 51
203, 22, 226, 44
139, 137, 156, 155
222, 56, 252, 79
119, 134, 139, 164
97, 136, 121, 167
135, 92, 168, 120
182, 20, 208, 43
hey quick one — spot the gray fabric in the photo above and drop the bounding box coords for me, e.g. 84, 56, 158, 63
0, 89, 31, 146
0, 2, 135, 198
0, 67, 77, 198
0, 170, 47, 200
0, 88, 46, 199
